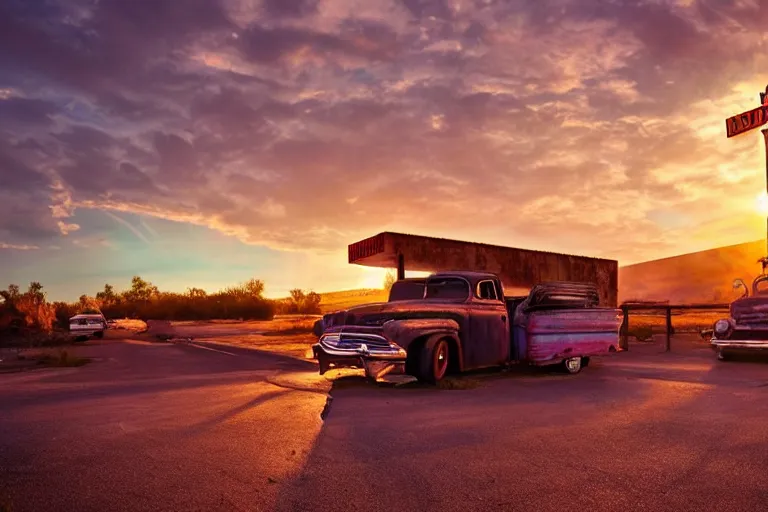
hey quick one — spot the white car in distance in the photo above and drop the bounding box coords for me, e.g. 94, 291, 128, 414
69, 313, 107, 341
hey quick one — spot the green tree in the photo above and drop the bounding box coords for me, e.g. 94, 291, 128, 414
78, 295, 100, 312
286, 289, 321, 314
96, 284, 116, 306
383, 270, 396, 291
243, 279, 265, 297
289, 289, 305, 305
187, 287, 207, 298
27, 282, 45, 305
125, 276, 158, 302
7, 284, 20, 300
303, 291, 321, 313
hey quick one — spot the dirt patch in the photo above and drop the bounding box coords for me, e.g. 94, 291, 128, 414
0, 357, 41, 373
137, 317, 321, 359
144, 320, 176, 336
195, 333, 315, 360
35, 349, 90, 367
260, 328, 314, 337
1, 348, 90, 371
435, 376, 483, 390
0, 330, 73, 349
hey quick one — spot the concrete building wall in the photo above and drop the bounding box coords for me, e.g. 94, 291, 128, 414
618, 239, 764, 304
349, 232, 619, 307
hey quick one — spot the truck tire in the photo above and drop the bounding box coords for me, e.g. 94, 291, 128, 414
418, 337, 450, 384
94, 330, 104, 339
562, 357, 583, 374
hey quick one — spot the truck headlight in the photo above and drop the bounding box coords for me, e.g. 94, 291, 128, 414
714, 319, 731, 337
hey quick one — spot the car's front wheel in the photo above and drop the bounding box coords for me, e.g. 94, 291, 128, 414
418, 337, 450, 384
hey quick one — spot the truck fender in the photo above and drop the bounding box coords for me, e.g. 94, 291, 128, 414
381, 319, 463, 370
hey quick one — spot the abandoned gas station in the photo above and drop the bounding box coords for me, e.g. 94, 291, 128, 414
348, 232, 619, 307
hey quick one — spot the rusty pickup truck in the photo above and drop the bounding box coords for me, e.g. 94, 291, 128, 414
312, 271, 623, 383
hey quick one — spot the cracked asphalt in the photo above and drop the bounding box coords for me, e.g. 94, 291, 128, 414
3, 334, 768, 512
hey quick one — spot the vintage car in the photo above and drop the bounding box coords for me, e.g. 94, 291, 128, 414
312, 271, 623, 383
69, 312, 108, 341
710, 268, 768, 361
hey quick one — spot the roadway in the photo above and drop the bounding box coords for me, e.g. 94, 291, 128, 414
0, 336, 329, 512
2, 334, 768, 511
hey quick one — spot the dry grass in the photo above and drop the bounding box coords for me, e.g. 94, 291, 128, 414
166, 316, 320, 360
206, 334, 315, 359
269, 315, 319, 332
317, 289, 388, 314
627, 311, 724, 334
113, 319, 148, 331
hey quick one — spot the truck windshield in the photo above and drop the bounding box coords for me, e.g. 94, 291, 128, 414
389, 280, 426, 301
424, 277, 469, 301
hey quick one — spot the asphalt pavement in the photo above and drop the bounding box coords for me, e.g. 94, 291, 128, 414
0, 335, 329, 512
3, 335, 768, 512
277, 348, 768, 512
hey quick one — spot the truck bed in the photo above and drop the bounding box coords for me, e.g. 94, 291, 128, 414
514, 308, 622, 365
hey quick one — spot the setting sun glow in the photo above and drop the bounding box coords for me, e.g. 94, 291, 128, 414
757, 193, 768, 215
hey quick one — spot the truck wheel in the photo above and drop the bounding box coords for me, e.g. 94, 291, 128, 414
94, 331, 104, 339
419, 338, 450, 384
562, 357, 583, 374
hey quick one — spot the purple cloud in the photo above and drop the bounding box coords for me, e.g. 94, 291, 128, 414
1, 0, 767, 267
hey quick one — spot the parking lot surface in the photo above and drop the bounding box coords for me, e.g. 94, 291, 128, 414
2, 333, 768, 512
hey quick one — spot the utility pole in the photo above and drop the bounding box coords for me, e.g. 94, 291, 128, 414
762, 128, 768, 259
725, 86, 768, 274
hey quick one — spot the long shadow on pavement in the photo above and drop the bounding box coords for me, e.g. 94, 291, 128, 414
179, 389, 291, 438
0, 339, 321, 409
272, 349, 768, 512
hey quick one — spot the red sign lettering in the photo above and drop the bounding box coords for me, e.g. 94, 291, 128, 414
726, 106, 767, 138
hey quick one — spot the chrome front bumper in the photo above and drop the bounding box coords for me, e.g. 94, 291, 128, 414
313, 332, 407, 379
710, 338, 768, 350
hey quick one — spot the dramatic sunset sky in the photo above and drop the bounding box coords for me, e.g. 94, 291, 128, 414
2, 0, 768, 300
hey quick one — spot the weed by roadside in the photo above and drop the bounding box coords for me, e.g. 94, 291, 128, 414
436, 377, 482, 390
35, 349, 90, 367
628, 325, 654, 342
261, 316, 316, 336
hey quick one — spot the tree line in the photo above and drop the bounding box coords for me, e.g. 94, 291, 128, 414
0, 277, 322, 334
